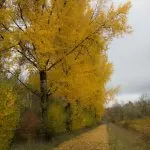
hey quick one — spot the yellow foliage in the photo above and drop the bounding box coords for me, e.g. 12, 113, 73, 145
1, 0, 131, 68
70, 102, 99, 131
0, 83, 20, 150
46, 98, 101, 133
47, 99, 67, 134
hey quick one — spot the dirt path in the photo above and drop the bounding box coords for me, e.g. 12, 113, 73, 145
12, 124, 150, 150
108, 124, 150, 150
56, 125, 109, 150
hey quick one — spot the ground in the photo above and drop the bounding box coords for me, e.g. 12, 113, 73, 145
108, 124, 150, 150
11, 124, 150, 150
57, 125, 109, 150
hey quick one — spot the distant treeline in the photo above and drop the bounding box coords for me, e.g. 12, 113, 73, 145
106, 94, 150, 123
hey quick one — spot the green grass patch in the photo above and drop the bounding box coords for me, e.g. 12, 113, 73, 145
119, 118, 150, 141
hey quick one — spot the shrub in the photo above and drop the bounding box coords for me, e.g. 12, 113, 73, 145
71, 103, 98, 131
0, 83, 20, 150
19, 110, 40, 139
47, 99, 67, 135
71, 103, 85, 131
47, 99, 101, 134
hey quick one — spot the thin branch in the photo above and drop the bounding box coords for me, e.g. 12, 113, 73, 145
0, 0, 5, 8
26, 48, 37, 62
0, 34, 4, 40
23, 43, 37, 63
46, 12, 116, 71
18, 4, 28, 29
1, 45, 17, 54
90, 0, 99, 24
13, 19, 24, 32
48, 87, 58, 96
17, 42, 39, 69
1, 24, 11, 32
47, 35, 92, 71
47, 17, 109, 71
74, 50, 83, 60
32, 43, 38, 60
6, 69, 40, 97
47, 0, 57, 24
45, 58, 50, 69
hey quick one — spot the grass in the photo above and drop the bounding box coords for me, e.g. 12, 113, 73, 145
11, 140, 54, 150
119, 117, 150, 142
108, 123, 150, 150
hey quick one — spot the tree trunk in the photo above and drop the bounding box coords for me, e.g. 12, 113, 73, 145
40, 70, 49, 138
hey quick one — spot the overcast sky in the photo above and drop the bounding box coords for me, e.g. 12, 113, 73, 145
108, 0, 150, 103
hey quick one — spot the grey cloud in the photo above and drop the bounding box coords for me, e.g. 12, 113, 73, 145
108, 0, 150, 99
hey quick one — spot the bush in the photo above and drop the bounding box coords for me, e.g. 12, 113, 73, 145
19, 110, 40, 139
47, 99, 67, 135
0, 83, 20, 150
71, 103, 85, 131
71, 103, 98, 131
47, 99, 101, 134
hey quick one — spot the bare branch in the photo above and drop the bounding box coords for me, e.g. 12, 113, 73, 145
48, 87, 58, 96
1, 24, 11, 32
23, 43, 38, 63
18, 3, 28, 29
17, 42, 39, 69
13, 19, 24, 32
0, 34, 4, 40
47, 0, 57, 24
74, 50, 84, 60
0, 0, 5, 8
5, 69, 40, 97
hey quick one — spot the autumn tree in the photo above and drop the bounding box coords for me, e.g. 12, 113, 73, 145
0, 0, 131, 133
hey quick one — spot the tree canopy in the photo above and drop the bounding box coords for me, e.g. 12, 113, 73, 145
0, 0, 131, 129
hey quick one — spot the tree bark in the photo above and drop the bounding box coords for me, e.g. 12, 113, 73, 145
40, 70, 49, 138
